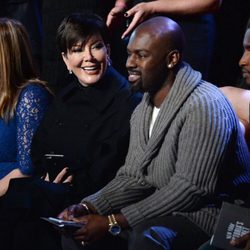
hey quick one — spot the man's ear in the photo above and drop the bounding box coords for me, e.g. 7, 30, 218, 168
166, 50, 181, 69
62, 52, 71, 71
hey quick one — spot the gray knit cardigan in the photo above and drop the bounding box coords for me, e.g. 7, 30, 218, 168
84, 63, 250, 235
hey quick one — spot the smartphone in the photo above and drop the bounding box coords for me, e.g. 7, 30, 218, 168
41, 217, 85, 230
44, 153, 70, 181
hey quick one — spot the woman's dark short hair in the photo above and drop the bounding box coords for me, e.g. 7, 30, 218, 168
247, 18, 250, 30
57, 13, 110, 53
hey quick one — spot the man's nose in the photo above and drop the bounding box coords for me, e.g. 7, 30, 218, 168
239, 51, 250, 67
126, 54, 136, 69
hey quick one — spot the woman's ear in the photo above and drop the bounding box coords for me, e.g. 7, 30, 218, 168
166, 50, 181, 69
61, 52, 71, 71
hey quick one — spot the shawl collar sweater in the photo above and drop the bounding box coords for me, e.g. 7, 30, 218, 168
85, 63, 250, 235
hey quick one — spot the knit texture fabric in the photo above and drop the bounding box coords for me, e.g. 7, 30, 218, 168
84, 63, 250, 235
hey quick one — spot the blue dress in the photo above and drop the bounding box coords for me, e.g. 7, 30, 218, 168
0, 84, 50, 179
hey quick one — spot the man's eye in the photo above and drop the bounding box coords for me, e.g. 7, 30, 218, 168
138, 54, 147, 58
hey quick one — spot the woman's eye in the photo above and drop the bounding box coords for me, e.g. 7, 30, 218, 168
92, 43, 104, 50
71, 48, 82, 53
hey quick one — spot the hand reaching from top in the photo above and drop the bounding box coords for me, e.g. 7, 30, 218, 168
106, 3, 127, 29
121, 2, 155, 39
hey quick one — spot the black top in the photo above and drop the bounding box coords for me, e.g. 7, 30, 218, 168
31, 66, 141, 203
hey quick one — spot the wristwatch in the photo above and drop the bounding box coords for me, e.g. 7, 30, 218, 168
108, 214, 121, 236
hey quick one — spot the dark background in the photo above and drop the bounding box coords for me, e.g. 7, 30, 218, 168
0, 0, 250, 89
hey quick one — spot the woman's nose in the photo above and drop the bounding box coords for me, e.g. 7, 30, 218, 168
83, 49, 93, 61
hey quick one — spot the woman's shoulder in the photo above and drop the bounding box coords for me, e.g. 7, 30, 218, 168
17, 82, 52, 111
20, 82, 50, 98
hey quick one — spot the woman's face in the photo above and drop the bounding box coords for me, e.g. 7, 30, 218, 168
62, 33, 109, 86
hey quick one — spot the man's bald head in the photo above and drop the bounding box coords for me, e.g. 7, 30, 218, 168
126, 16, 186, 97
239, 18, 250, 86
131, 16, 185, 59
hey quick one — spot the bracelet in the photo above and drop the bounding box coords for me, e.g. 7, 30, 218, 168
80, 202, 90, 214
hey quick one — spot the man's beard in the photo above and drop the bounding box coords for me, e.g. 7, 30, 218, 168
130, 80, 143, 93
236, 77, 250, 90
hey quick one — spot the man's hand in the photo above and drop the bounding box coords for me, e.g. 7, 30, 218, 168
231, 233, 250, 250
58, 204, 89, 221
73, 214, 109, 244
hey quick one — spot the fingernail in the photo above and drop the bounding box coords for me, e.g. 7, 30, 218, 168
124, 12, 128, 17
126, 19, 130, 27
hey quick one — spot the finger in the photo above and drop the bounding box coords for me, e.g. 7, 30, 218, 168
231, 233, 250, 247
68, 205, 86, 218
72, 216, 88, 223
122, 13, 142, 39
63, 175, 73, 184
44, 173, 49, 182
125, 2, 146, 17
124, 6, 136, 18
57, 210, 68, 220
53, 167, 68, 183
74, 226, 87, 237
106, 6, 124, 26
58, 205, 77, 220
106, 10, 116, 26
74, 235, 87, 242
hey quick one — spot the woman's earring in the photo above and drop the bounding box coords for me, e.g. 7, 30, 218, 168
69, 70, 72, 74
107, 57, 111, 66
168, 64, 173, 69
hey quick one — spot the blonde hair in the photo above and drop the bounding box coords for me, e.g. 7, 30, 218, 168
0, 18, 47, 121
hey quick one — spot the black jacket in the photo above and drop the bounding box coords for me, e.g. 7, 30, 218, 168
31, 66, 141, 203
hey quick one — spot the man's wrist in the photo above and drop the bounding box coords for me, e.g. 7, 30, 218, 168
112, 213, 129, 229
108, 214, 121, 235
80, 201, 98, 214
79, 203, 90, 214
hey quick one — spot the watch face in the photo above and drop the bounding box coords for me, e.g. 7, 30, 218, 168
109, 224, 121, 235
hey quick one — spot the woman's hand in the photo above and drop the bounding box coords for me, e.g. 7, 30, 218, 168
106, 4, 127, 29
117, 0, 222, 39
121, 2, 155, 39
231, 233, 250, 250
44, 167, 73, 184
0, 168, 28, 196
